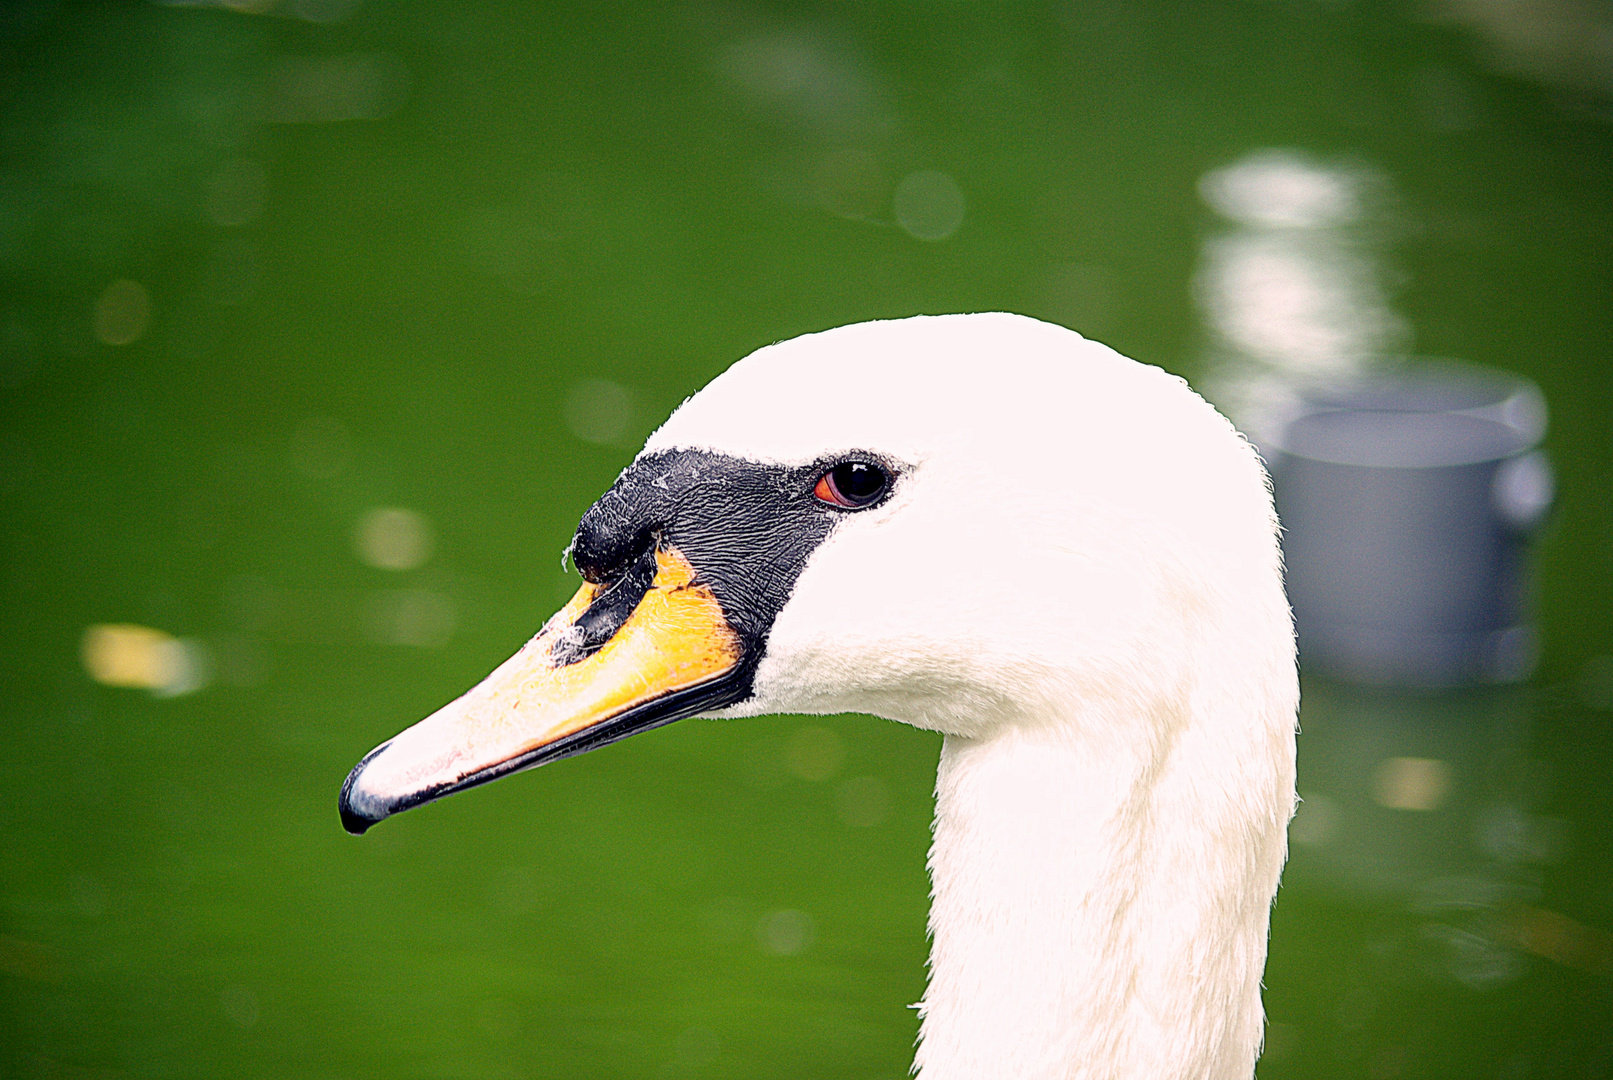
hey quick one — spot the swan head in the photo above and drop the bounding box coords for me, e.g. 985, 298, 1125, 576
339, 313, 1288, 832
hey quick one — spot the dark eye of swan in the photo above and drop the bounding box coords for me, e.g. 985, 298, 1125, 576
813, 460, 888, 509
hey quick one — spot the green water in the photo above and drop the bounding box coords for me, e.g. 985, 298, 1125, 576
2, 1, 1611, 1077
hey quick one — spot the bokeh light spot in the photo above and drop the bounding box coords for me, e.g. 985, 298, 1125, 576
756, 908, 814, 956
835, 775, 889, 827
785, 724, 844, 782
366, 588, 456, 648
354, 507, 434, 571
93, 280, 151, 346
894, 169, 965, 241
563, 379, 634, 444
1289, 793, 1340, 846
1372, 757, 1452, 812
81, 624, 210, 697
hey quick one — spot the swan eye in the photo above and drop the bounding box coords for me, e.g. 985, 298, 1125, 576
814, 461, 888, 508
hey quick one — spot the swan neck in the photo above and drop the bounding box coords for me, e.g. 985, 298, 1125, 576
915, 714, 1285, 1080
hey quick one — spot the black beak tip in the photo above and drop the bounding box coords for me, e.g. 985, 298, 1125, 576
339, 802, 376, 836
338, 742, 393, 836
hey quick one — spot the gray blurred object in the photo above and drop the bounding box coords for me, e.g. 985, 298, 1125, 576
1257, 361, 1553, 687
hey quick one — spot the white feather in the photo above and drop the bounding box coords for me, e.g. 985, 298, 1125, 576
645, 313, 1297, 1080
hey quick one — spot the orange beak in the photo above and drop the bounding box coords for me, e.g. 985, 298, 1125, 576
339, 545, 743, 833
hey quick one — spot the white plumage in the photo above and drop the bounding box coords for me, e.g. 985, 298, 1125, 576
648, 313, 1298, 1079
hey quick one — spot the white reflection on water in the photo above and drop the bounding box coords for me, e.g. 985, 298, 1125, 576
1198, 233, 1400, 375
1201, 152, 1361, 230
1195, 150, 1407, 433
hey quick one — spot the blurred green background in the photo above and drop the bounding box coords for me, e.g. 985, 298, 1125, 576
2, 1, 1611, 1077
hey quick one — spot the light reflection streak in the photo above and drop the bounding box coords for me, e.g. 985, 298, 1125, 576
1488, 902, 1613, 978
1425, 0, 1613, 102
1196, 149, 1405, 413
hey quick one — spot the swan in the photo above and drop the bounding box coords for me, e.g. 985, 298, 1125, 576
339, 313, 1298, 1080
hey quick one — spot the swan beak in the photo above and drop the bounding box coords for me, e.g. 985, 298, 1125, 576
338, 546, 743, 835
